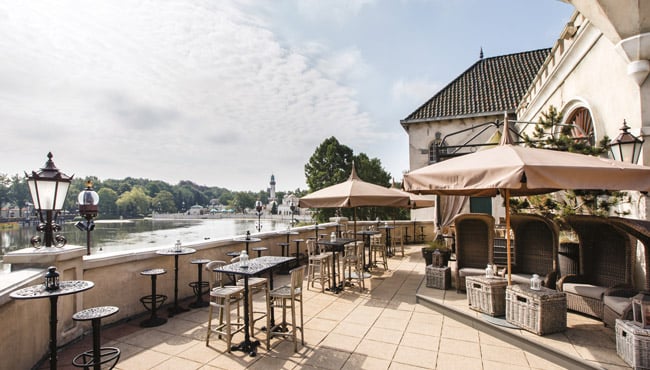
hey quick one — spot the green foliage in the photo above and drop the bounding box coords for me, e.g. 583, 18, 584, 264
0, 171, 295, 220
303, 136, 404, 223
512, 105, 625, 224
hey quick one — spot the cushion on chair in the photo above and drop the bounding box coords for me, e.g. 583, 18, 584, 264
562, 283, 606, 300
603, 295, 632, 316
509, 273, 533, 285
459, 268, 485, 277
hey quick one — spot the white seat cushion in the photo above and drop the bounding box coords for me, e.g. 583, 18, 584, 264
459, 268, 485, 277
604, 295, 632, 315
563, 283, 606, 300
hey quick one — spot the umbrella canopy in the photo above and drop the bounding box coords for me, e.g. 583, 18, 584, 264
403, 126, 650, 284
299, 165, 411, 209
403, 144, 650, 197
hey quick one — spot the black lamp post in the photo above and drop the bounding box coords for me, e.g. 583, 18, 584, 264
25, 152, 73, 248
255, 200, 263, 232
289, 201, 296, 227
77, 180, 99, 255
609, 119, 644, 164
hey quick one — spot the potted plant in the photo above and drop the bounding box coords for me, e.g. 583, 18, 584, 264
421, 239, 452, 267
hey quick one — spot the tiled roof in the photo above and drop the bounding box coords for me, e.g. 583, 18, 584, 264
402, 49, 550, 122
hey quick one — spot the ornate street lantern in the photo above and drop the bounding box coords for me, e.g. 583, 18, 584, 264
609, 120, 644, 164
26, 153, 73, 248
77, 180, 99, 255
255, 200, 263, 232
44, 266, 60, 291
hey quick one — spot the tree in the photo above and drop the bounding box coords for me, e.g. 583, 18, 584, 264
97, 188, 118, 217
305, 137, 354, 192
116, 186, 151, 217
513, 105, 623, 223
152, 190, 176, 213
304, 137, 397, 222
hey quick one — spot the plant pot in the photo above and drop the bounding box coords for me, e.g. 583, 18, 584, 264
422, 248, 451, 267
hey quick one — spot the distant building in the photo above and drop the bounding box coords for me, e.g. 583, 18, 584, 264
268, 174, 276, 204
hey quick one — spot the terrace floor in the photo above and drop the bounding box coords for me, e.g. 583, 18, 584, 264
47, 245, 629, 370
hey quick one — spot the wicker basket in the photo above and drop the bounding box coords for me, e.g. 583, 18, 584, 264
616, 319, 650, 369
465, 275, 507, 316
506, 284, 566, 335
426, 265, 450, 290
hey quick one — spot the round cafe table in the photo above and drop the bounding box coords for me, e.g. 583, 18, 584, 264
233, 236, 261, 254
11, 280, 95, 370
156, 247, 196, 316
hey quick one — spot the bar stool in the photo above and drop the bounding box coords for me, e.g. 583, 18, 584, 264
343, 241, 365, 292
231, 256, 270, 338
72, 306, 121, 370
252, 246, 268, 257
370, 235, 388, 270
139, 269, 167, 327
266, 265, 305, 352
306, 239, 330, 292
189, 258, 211, 308
205, 261, 245, 351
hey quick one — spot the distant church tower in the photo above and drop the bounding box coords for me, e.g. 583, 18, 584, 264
269, 174, 276, 203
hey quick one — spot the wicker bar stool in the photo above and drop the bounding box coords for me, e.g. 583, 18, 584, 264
139, 269, 167, 327
306, 239, 330, 292
205, 261, 245, 351
266, 265, 305, 352
72, 306, 121, 370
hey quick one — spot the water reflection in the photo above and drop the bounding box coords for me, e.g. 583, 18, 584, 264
1, 218, 292, 256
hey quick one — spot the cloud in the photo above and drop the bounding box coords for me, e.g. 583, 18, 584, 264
0, 0, 381, 190
391, 78, 442, 105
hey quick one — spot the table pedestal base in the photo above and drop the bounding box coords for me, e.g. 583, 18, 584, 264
231, 339, 260, 357
141, 316, 167, 328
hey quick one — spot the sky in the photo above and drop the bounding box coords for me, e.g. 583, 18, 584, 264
0, 0, 574, 192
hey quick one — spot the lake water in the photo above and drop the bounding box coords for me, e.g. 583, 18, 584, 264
0, 218, 293, 257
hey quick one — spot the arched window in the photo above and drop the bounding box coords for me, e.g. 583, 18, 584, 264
565, 107, 595, 146
428, 132, 447, 163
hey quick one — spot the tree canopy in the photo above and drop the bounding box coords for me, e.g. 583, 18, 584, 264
303, 136, 408, 223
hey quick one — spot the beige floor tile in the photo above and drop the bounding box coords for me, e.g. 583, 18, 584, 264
331, 320, 372, 338
149, 355, 203, 370
399, 332, 440, 350
319, 332, 362, 352
354, 338, 398, 360
115, 349, 171, 370
392, 345, 437, 368
480, 343, 529, 366
246, 355, 300, 369
176, 341, 222, 364
435, 352, 483, 370
300, 346, 351, 369
440, 322, 479, 342
365, 326, 404, 344
482, 359, 532, 370
305, 317, 339, 332
342, 353, 391, 370
438, 337, 480, 358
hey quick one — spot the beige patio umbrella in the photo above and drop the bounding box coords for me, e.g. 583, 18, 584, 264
403, 122, 650, 284
299, 163, 411, 236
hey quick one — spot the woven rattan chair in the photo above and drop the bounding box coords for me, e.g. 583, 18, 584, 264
452, 213, 495, 292
508, 214, 560, 289
557, 215, 635, 321
602, 217, 650, 327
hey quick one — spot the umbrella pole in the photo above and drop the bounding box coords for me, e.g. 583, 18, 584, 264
505, 189, 512, 285
354, 207, 357, 240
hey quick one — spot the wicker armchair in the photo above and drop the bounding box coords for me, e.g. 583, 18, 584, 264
603, 217, 650, 327
452, 213, 495, 292
557, 215, 635, 321
507, 214, 559, 289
